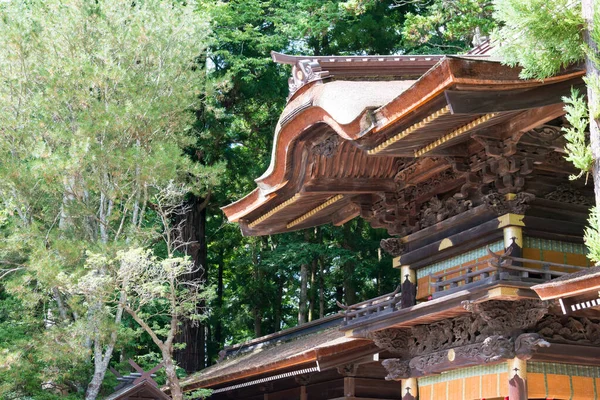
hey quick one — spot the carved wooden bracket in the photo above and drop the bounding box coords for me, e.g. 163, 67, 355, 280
483, 192, 535, 215
336, 363, 359, 377
381, 358, 411, 381
380, 238, 405, 257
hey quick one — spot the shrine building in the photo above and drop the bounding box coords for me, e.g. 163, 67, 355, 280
182, 47, 600, 400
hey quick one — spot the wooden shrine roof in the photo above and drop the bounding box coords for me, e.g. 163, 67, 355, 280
222, 54, 585, 236
105, 380, 171, 400
180, 318, 374, 391
532, 265, 600, 300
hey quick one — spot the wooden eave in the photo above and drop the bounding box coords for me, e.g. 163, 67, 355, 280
532, 266, 600, 300
106, 380, 171, 400
222, 56, 585, 236
180, 333, 374, 392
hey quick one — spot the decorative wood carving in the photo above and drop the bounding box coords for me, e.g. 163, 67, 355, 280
336, 363, 359, 377
381, 359, 411, 381
514, 333, 550, 360
312, 135, 339, 158
380, 238, 405, 257
408, 349, 450, 374
526, 125, 563, 145
483, 192, 535, 215
407, 335, 515, 375
544, 150, 572, 168
417, 195, 473, 229
288, 59, 329, 98
463, 299, 548, 334
536, 315, 600, 345
544, 184, 593, 206
368, 328, 412, 357
381, 332, 551, 378
471, 136, 535, 194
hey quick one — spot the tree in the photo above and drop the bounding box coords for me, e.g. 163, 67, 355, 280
492, 0, 600, 260
401, 0, 496, 53
79, 185, 214, 400
0, 0, 220, 398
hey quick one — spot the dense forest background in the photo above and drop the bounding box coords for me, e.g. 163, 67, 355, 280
0, 0, 495, 398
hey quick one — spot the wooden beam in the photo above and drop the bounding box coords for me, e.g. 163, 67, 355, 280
532, 343, 600, 365
302, 178, 396, 193
444, 77, 584, 114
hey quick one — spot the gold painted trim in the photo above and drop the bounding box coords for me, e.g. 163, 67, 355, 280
497, 213, 525, 228
392, 256, 402, 269
438, 238, 453, 251
367, 106, 450, 155
414, 113, 498, 157
488, 286, 520, 298
248, 194, 301, 228
286, 194, 344, 228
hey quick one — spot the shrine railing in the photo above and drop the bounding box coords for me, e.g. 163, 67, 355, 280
338, 285, 401, 327
430, 248, 586, 297
338, 247, 588, 328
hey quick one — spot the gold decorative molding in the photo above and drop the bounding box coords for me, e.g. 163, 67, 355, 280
414, 113, 498, 157
367, 106, 450, 155
248, 194, 301, 228
497, 213, 525, 228
438, 238, 453, 251
286, 194, 344, 228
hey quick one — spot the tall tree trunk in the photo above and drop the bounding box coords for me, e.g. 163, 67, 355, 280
163, 348, 183, 400
85, 294, 125, 400
319, 257, 325, 319
174, 195, 207, 373
274, 275, 284, 330
214, 247, 224, 348
583, 1, 600, 207
253, 306, 262, 337
342, 223, 357, 305
298, 263, 308, 325
308, 258, 316, 322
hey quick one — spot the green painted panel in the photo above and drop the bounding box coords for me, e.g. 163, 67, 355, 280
418, 362, 508, 386
417, 240, 504, 279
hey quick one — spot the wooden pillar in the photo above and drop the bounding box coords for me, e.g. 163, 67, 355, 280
395, 258, 416, 308
508, 357, 527, 400
295, 374, 310, 400
402, 377, 418, 400
344, 376, 355, 398
497, 206, 525, 276
338, 363, 358, 398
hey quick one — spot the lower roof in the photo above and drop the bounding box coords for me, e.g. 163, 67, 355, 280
181, 320, 373, 391
532, 265, 600, 300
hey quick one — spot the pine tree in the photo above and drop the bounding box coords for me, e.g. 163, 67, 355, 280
493, 0, 600, 261
0, 0, 221, 398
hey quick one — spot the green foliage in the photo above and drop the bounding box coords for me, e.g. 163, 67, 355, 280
185, 388, 214, 399
403, 0, 496, 53
0, 0, 220, 397
563, 89, 593, 180
585, 207, 600, 263
492, 0, 584, 79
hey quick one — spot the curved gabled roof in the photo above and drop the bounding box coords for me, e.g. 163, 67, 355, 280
222, 55, 585, 236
